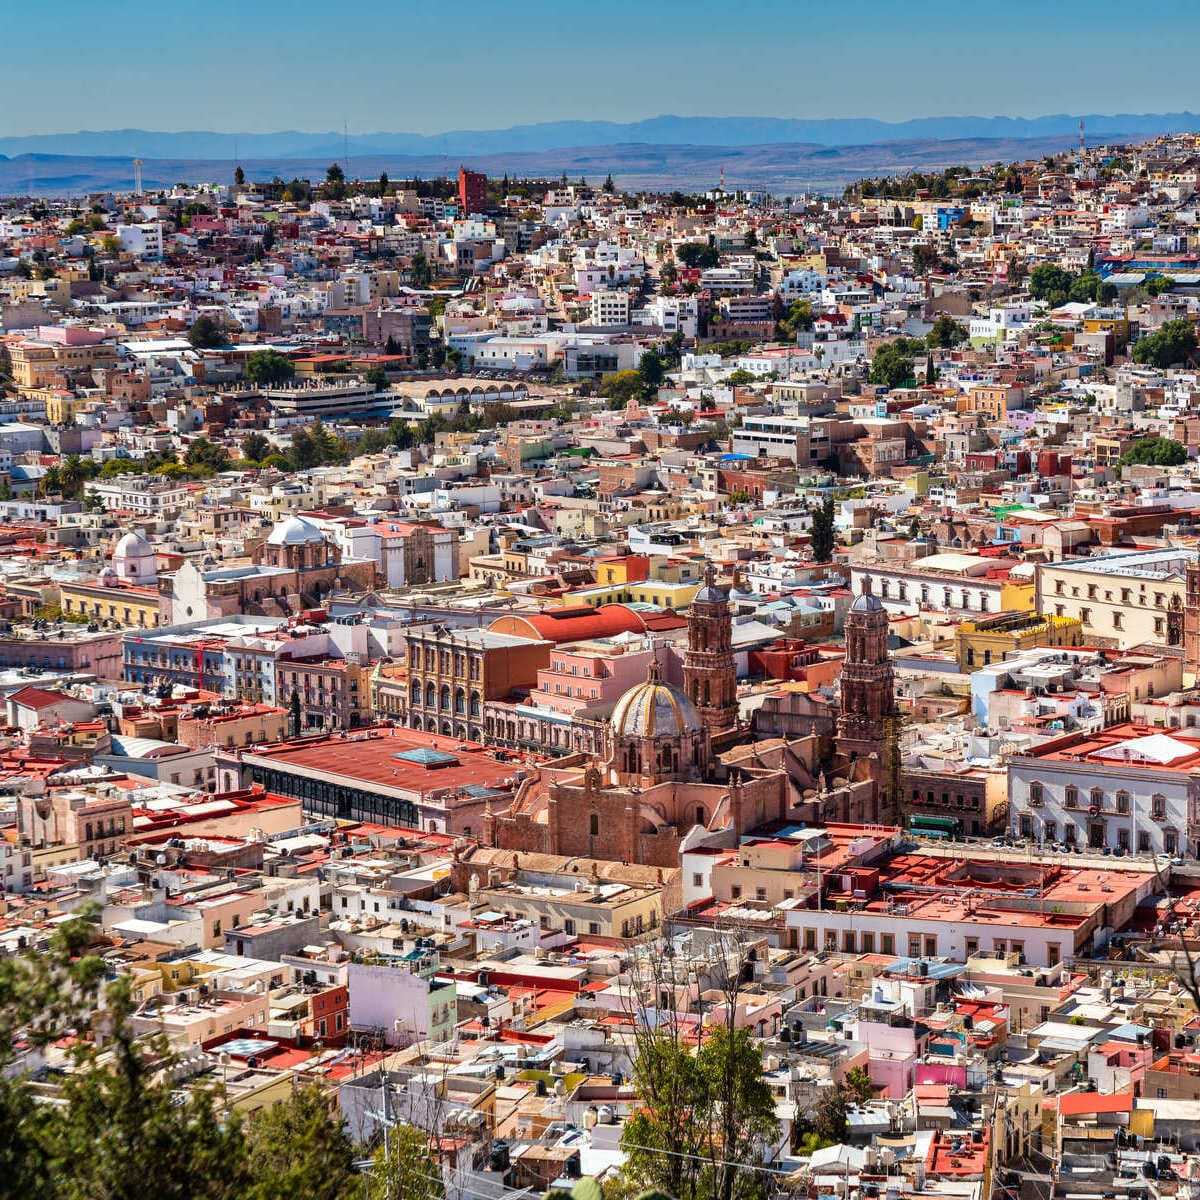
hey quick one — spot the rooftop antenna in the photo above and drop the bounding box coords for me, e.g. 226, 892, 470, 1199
1078, 118, 1086, 164
343, 119, 350, 184
133, 158, 144, 197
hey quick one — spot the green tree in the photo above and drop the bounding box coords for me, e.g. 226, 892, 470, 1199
234, 165, 246, 187
726, 369, 761, 386
325, 162, 346, 199
810, 497, 836, 563
184, 437, 229, 473
603, 173, 616, 194
410, 253, 433, 288
925, 315, 967, 349
187, 315, 226, 349
1132, 320, 1197, 369
869, 338, 923, 390
58, 455, 88, 498
245, 350, 297, 387
49, 982, 248, 1200
620, 1024, 778, 1200
1119, 436, 1187, 467
777, 299, 814, 340
241, 432, 271, 463
599, 370, 644, 410
638, 349, 667, 397
242, 1084, 356, 1200
844, 1065, 874, 1104
810, 1084, 850, 1144
366, 1123, 444, 1200
1029, 263, 1074, 305
365, 365, 389, 390
676, 242, 720, 269
1146, 274, 1175, 297
378, 171, 390, 196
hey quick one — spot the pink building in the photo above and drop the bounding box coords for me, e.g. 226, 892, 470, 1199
532, 636, 668, 719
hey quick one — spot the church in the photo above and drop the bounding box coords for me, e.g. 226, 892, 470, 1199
169, 516, 377, 624
485, 566, 898, 868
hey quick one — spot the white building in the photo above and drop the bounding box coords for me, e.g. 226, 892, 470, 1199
116, 222, 165, 260
589, 289, 631, 327
347, 956, 456, 1046
1008, 725, 1200, 856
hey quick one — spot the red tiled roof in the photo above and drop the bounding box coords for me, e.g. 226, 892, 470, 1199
9, 686, 72, 710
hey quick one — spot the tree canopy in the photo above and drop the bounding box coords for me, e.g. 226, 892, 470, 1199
245, 350, 297, 387
925, 315, 967, 349
1119, 436, 1187, 467
187, 315, 226, 349
869, 338, 924, 390
1132, 319, 1197, 368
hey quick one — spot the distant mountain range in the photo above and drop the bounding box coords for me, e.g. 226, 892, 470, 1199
2, 111, 1200, 160
0, 133, 1111, 197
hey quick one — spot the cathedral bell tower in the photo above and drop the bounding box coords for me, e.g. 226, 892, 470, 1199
683, 563, 738, 733
836, 585, 895, 760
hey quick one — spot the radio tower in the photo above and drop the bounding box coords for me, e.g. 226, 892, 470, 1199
133, 158, 144, 196
1078, 118, 1086, 165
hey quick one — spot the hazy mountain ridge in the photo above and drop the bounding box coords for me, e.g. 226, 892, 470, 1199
2, 110, 1199, 159
0, 132, 1104, 197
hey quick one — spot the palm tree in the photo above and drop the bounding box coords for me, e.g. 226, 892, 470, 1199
60, 455, 85, 498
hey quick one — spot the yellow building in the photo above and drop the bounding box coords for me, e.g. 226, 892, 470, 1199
955, 611, 1084, 671
44, 390, 78, 425
59, 578, 162, 628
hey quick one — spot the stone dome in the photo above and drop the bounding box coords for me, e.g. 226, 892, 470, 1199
267, 516, 325, 547
114, 531, 153, 558
850, 591, 884, 614
692, 562, 728, 606
611, 674, 702, 740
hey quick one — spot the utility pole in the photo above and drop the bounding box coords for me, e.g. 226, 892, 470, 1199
380, 1068, 391, 1200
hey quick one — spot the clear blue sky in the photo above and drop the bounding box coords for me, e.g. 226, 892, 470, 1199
7, 0, 1200, 134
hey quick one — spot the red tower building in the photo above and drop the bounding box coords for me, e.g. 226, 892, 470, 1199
458, 167, 488, 215
682, 563, 738, 732
836, 588, 895, 762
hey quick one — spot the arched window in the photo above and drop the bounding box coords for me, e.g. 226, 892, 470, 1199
696, 806, 705, 826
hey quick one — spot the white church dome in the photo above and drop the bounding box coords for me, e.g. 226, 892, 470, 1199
266, 516, 325, 547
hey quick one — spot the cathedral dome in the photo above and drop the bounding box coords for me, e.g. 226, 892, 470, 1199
267, 516, 325, 546
611, 674, 702, 740
850, 591, 884, 614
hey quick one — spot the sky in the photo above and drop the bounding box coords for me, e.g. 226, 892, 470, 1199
6, 0, 1200, 135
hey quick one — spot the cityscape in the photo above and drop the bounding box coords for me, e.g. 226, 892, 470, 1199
11, 7, 1200, 1200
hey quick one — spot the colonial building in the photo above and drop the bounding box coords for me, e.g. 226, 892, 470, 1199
170, 516, 376, 623
374, 626, 552, 743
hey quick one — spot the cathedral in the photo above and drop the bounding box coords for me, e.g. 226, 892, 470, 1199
485, 566, 898, 867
